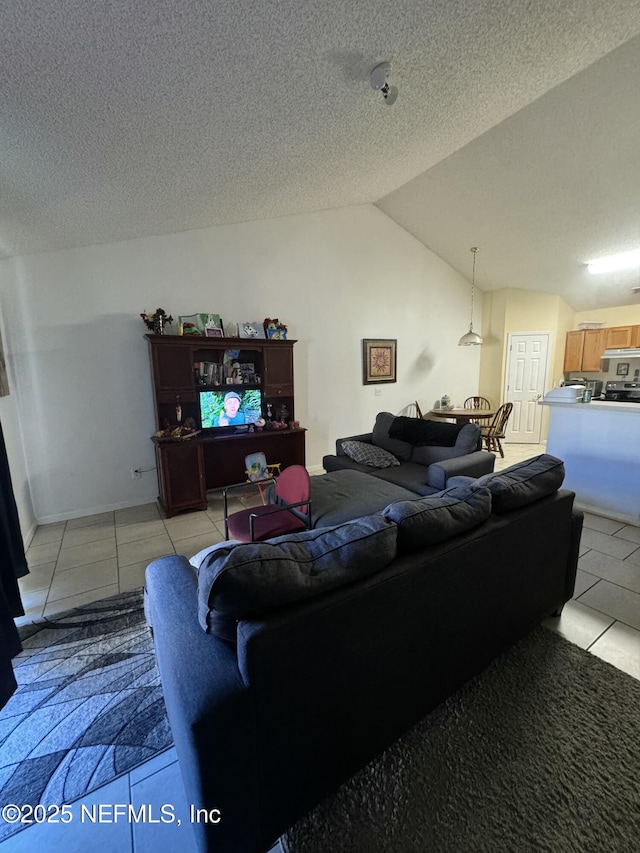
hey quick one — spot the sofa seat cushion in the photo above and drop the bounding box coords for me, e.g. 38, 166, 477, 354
465, 454, 565, 513
311, 470, 418, 527
382, 485, 492, 554
197, 515, 398, 640
361, 462, 438, 495
341, 440, 400, 468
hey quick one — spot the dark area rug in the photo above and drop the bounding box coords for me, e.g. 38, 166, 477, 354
0, 588, 172, 842
282, 627, 640, 853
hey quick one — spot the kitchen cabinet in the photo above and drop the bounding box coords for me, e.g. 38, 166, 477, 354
604, 326, 634, 349
563, 331, 585, 372
581, 329, 607, 372
563, 329, 607, 373
563, 326, 640, 373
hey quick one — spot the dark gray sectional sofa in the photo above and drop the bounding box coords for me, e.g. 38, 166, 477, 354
145, 454, 582, 853
322, 411, 495, 494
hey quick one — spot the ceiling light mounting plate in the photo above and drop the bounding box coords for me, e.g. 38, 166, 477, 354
370, 61, 398, 106
370, 62, 390, 91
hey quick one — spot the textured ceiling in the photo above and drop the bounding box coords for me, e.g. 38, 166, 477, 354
2, 0, 640, 310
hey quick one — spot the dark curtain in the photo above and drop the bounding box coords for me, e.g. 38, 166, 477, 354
0, 418, 29, 711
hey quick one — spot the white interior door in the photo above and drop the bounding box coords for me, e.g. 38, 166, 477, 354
504, 332, 550, 444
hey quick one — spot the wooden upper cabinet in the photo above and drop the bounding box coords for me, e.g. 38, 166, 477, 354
632, 325, 640, 347
263, 345, 294, 396
152, 342, 194, 390
581, 329, 607, 372
604, 326, 634, 349
563, 331, 585, 373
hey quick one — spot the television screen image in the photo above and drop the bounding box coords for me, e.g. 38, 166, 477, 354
199, 388, 263, 429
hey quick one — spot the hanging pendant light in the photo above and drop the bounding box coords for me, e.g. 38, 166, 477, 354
458, 246, 484, 346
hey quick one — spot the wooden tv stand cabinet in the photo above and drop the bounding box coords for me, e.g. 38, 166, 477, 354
145, 334, 305, 517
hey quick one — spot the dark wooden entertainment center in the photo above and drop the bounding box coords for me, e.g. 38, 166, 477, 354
145, 334, 305, 517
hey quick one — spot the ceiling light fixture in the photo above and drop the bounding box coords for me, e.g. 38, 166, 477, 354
458, 247, 484, 347
370, 62, 398, 106
587, 248, 640, 274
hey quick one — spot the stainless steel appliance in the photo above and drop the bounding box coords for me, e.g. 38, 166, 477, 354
567, 377, 603, 397
585, 379, 603, 398
603, 381, 640, 402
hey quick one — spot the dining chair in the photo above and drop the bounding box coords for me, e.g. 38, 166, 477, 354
463, 396, 491, 425
224, 464, 311, 542
480, 402, 513, 457
414, 400, 424, 419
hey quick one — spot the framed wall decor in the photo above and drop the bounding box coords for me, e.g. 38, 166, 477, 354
617, 362, 630, 376
362, 339, 397, 385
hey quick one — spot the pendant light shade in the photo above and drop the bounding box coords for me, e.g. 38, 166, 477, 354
458, 246, 483, 346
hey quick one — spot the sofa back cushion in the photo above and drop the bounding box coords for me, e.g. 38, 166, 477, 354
470, 454, 565, 513
389, 418, 465, 446
197, 516, 397, 640
410, 423, 480, 465
382, 485, 492, 555
372, 412, 413, 461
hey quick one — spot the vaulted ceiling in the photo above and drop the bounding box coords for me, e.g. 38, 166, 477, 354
2, 0, 640, 310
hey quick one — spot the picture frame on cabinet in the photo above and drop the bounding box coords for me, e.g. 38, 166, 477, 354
179, 314, 203, 336
201, 314, 224, 335
238, 322, 266, 339
179, 313, 224, 336
617, 362, 630, 376
267, 327, 287, 340
362, 338, 397, 385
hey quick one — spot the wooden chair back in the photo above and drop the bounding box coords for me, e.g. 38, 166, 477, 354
464, 396, 491, 410
481, 402, 513, 457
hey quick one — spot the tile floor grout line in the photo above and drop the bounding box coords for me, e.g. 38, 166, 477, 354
585, 621, 617, 651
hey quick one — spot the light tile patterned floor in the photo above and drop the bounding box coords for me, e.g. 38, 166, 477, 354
15, 491, 254, 625
5, 441, 640, 852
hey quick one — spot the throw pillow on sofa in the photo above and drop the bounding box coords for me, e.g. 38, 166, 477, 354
341, 440, 400, 468
197, 516, 398, 641
382, 485, 492, 555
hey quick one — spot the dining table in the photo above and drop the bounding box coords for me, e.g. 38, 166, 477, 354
428, 407, 496, 425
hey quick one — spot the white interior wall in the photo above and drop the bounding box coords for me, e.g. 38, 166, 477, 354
4, 204, 481, 523
0, 259, 37, 543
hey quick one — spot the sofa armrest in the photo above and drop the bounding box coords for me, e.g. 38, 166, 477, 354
335, 432, 373, 455
145, 556, 263, 853
426, 450, 496, 490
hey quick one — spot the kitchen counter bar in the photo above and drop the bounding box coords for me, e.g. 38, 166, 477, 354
541, 400, 640, 524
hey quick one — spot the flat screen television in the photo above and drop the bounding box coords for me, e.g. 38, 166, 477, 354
199, 388, 263, 430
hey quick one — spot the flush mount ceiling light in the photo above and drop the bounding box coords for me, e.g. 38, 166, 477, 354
458, 247, 484, 347
587, 248, 640, 274
370, 61, 398, 106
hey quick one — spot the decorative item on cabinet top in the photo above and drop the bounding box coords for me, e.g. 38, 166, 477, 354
178, 313, 224, 336
154, 416, 200, 442
238, 322, 266, 339
141, 308, 174, 335
264, 317, 288, 340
